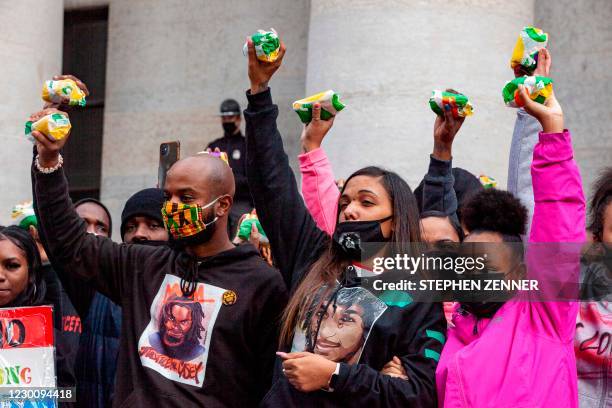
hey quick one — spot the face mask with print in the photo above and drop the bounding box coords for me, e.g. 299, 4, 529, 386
332, 215, 393, 261
162, 197, 220, 244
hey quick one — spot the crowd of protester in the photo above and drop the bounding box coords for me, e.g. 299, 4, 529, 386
0, 28, 609, 408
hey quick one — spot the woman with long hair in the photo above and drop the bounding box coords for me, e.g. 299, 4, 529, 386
244, 39, 445, 407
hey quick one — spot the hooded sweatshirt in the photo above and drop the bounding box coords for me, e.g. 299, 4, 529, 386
435, 130, 586, 407
31, 164, 287, 407
245, 88, 445, 407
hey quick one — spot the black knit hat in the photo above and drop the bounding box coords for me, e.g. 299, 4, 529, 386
120, 188, 165, 241
74, 198, 113, 239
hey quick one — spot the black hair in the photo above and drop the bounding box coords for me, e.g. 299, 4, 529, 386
304, 287, 385, 361
461, 189, 527, 238
0, 226, 46, 307
588, 167, 612, 242
160, 296, 206, 345
462, 189, 527, 264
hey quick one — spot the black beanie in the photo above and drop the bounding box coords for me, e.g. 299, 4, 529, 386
74, 198, 114, 239
120, 188, 165, 241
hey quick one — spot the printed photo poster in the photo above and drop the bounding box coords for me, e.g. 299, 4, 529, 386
138, 274, 226, 387
292, 286, 387, 365
0, 306, 56, 408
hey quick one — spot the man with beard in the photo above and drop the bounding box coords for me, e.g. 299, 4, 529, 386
30, 106, 287, 407
149, 296, 206, 361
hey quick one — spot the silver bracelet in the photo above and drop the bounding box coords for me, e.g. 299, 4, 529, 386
35, 154, 63, 174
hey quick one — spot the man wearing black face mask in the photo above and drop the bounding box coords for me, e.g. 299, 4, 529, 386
207, 99, 253, 233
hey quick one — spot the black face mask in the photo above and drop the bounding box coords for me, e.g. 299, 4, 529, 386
130, 239, 168, 247
460, 301, 504, 319
332, 215, 393, 261
459, 271, 513, 318
222, 122, 237, 134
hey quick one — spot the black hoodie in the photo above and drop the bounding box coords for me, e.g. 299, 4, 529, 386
244, 89, 446, 407
31, 164, 288, 407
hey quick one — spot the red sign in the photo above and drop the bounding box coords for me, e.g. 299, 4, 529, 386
0, 306, 54, 349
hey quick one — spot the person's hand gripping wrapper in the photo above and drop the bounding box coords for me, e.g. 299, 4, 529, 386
502, 76, 553, 108
429, 90, 474, 118
238, 214, 268, 242
42, 78, 87, 107
510, 26, 548, 74
293, 90, 346, 123
479, 175, 498, 189
25, 113, 71, 143
243, 28, 280, 62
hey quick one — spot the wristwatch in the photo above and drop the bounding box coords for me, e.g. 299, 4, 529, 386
323, 363, 341, 392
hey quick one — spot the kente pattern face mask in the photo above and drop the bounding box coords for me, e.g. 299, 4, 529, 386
162, 198, 219, 240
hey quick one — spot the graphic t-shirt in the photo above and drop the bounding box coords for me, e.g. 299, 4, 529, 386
292, 284, 387, 365
138, 274, 226, 387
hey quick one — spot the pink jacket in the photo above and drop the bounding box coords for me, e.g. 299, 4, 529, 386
436, 130, 585, 407
299, 147, 340, 235
299, 130, 586, 407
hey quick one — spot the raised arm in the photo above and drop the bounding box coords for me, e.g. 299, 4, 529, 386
518, 82, 586, 340
506, 109, 539, 236
507, 49, 551, 237
419, 99, 466, 219
29, 108, 157, 302
244, 39, 327, 289
298, 104, 340, 236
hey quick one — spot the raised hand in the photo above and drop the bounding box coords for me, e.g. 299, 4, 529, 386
432, 91, 465, 161
300, 103, 335, 153
246, 36, 286, 95
533, 48, 551, 77
513, 48, 551, 78
44, 74, 90, 109
29, 108, 71, 168
517, 85, 563, 133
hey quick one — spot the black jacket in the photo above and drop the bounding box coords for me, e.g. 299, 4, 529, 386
32, 164, 287, 407
245, 89, 445, 407
41, 263, 81, 407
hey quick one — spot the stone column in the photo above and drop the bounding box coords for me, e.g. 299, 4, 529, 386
305, 0, 534, 189
101, 0, 309, 238
536, 0, 612, 190
0, 0, 64, 225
